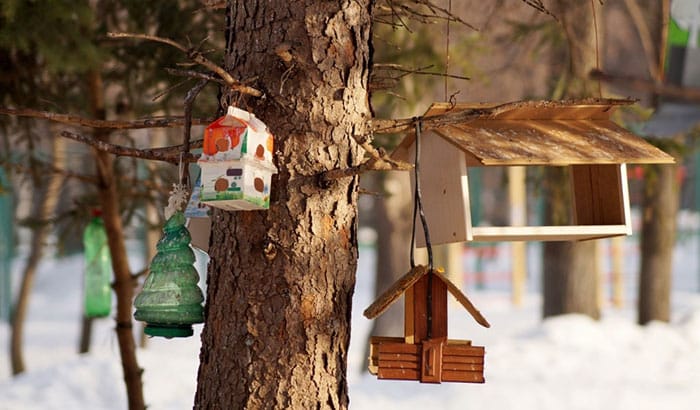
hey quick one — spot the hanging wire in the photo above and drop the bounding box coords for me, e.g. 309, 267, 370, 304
409, 118, 435, 340
409, 118, 434, 271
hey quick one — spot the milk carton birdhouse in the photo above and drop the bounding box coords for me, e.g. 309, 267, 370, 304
197, 106, 277, 211
364, 265, 490, 384
391, 101, 675, 245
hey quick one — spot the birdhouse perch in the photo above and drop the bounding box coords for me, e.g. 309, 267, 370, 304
391, 101, 675, 245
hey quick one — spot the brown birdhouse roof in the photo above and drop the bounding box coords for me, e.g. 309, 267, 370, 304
391, 99, 675, 166
363, 265, 490, 328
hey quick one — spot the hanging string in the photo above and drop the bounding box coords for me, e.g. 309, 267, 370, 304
590, 0, 602, 98
444, 0, 452, 101
409, 118, 435, 340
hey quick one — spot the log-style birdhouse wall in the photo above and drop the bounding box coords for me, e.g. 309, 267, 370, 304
391, 101, 675, 245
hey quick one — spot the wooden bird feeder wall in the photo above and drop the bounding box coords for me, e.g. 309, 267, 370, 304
391, 101, 675, 245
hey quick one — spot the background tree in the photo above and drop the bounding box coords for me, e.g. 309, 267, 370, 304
542, 0, 604, 319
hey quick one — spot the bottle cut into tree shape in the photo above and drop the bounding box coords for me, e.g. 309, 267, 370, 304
83, 214, 113, 318
134, 211, 204, 338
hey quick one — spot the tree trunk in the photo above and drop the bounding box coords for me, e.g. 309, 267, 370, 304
543, 0, 603, 320
11, 130, 65, 374
636, 0, 677, 326
194, 2, 370, 408
87, 71, 145, 410
638, 162, 679, 324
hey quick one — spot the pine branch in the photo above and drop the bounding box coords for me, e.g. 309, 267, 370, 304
107, 32, 263, 97
0, 107, 211, 130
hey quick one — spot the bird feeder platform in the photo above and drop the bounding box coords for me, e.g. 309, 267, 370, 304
391, 100, 676, 245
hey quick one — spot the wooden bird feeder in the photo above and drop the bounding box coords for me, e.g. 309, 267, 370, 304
364, 265, 490, 384
391, 101, 675, 245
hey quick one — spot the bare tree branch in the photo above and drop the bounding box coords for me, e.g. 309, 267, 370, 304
0, 107, 211, 130
590, 69, 700, 102
107, 32, 263, 97
60, 130, 202, 164
370, 97, 636, 135
165, 68, 227, 86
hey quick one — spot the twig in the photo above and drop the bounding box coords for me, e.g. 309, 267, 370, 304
0, 107, 211, 130
107, 32, 263, 97
181, 80, 208, 185
60, 130, 202, 164
520, 0, 556, 19
165, 68, 227, 85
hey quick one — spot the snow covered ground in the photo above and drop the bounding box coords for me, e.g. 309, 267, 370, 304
1, 236, 700, 409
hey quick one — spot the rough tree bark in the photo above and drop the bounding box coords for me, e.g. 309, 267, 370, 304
543, 0, 602, 320
87, 71, 145, 410
194, 1, 370, 408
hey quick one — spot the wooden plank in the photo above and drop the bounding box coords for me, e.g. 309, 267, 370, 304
432, 270, 490, 328
572, 164, 626, 226
442, 363, 484, 372
407, 274, 448, 342
376, 342, 420, 355
377, 360, 420, 370
441, 370, 485, 383
444, 339, 472, 346
421, 339, 443, 383
442, 355, 484, 365
370, 336, 405, 344
410, 130, 472, 247
377, 352, 419, 362
404, 282, 416, 343
470, 225, 630, 242
364, 265, 428, 320
377, 368, 420, 381
443, 344, 485, 357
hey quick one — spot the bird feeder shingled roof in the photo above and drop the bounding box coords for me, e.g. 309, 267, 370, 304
391, 100, 675, 166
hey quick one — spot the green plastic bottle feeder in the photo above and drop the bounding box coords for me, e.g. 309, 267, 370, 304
83, 212, 113, 318
134, 211, 204, 338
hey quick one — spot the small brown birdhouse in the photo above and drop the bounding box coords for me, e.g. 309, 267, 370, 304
364, 265, 490, 384
391, 100, 675, 245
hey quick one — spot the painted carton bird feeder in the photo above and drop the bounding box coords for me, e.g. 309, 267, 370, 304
391, 100, 676, 245
364, 265, 490, 384
197, 106, 277, 211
